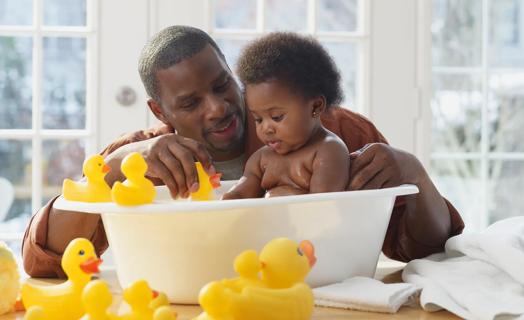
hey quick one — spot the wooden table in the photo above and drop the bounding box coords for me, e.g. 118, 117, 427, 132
1, 261, 459, 320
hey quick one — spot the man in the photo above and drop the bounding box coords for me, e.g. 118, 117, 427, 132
22, 26, 464, 277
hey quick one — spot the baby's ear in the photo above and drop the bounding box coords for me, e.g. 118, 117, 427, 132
311, 96, 327, 118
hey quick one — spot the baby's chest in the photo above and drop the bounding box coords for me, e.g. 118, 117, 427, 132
260, 153, 314, 190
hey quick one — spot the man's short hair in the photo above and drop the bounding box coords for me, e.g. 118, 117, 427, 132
138, 25, 225, 102
236, 32, 343, 108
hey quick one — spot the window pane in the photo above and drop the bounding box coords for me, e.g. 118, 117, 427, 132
430, 158, 481, 232
42, 140, 85, 198
432, 0, 482, 67
0, 37, 32, 129
215, 38, 250, 72
0, 0, 32, 25
0, 140, 32, 230
322, 41, 357, 109
431, 74, 482, 153
488, 160, 524, 223
42, 37, 86, 130
43, 0, 86, 26
265, 0, 307, 32
213, 0, 256, 30
489, 74, 524, 152
317, 0, 358, 32
489, 0, 524, 68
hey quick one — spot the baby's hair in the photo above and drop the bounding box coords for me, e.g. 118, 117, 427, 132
236, 32, 343, 108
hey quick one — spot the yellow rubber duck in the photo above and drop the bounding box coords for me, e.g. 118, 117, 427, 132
80, 280, 118, 320
149, 292, 169, 310
111, 152, 156, 205
218, 250, 266, 292
190, 162, 222, 201
0, 241, 20, 315
21, 238, 103, 320
195, 238, 317, 320
121, 279, 158, 320
23, 305, 45, 320
63, 154, 112, 202
153, 306, 178, 320
81, 279, 175, 320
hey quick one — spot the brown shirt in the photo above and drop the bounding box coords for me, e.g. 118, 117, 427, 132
22, 107, 465, 277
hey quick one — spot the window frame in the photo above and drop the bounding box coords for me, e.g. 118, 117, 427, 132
0, 0, 99, 241
203, 0, 371, 115
428, 0, 524, 231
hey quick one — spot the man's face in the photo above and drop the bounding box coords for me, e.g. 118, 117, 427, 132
151, 44, 246, 161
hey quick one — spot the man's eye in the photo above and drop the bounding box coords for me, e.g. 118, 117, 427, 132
271, 115, 284, 122
215, 79, 230, 92
181, 99, 198, 109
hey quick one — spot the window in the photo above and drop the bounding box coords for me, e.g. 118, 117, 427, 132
430, 0, 524, 231
209, 0, 369, 114
0, 0, 98, 267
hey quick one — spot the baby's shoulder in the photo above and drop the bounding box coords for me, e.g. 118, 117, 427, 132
318, 130, 349, 154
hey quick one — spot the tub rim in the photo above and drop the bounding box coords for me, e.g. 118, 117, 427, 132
53, 184, 419, 215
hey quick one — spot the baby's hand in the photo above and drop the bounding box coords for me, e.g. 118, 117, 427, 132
264, 186, 307, 198
221, 191, 241, 200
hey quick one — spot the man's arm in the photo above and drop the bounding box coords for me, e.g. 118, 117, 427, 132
347, 143, 464, 260
22, 197, 107, 278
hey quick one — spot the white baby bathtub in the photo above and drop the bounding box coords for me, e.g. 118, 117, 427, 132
54, 182, 418, 304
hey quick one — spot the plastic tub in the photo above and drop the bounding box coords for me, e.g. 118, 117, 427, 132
54, 182, 418, 303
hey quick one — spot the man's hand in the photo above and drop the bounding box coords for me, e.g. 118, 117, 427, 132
107, 134, 214, 198
347, 143, 424, 190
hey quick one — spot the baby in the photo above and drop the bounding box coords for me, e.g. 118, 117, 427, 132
222, 32, 350, 199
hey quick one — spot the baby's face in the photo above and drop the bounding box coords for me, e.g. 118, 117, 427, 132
245, 80, 320, 155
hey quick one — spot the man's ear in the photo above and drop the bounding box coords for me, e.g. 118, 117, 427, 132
311, 96, 327, 118
147, 99, 169, 124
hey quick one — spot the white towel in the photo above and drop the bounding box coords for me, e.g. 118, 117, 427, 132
313, 276, 420, 313
402, 217, 524, 320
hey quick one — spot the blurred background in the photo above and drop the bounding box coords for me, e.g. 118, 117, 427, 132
1, 0, 523, 268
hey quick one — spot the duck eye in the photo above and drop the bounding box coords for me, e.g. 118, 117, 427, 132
79, 250, 85, 256
98, 163, 102, 166
297, 247, 304, 256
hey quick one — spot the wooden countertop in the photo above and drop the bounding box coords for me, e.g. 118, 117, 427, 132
1, 261, 459, 320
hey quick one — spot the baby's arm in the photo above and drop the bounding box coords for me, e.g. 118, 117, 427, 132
309, 138, 350, 193
222, 150, 265, 200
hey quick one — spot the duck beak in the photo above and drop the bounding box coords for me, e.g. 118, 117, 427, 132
299, 240, 317, 268
80, 257, 103, 274
152, 290, 159, 299
209, 173, 222, 188
102, 164, 111, 173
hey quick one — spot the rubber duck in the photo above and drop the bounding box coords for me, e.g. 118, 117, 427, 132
63, 154, 112, 202
80, 280, 117, 320
153, 306, 178, 320
0, 241, 20, 315
190, 162, 222, 201
149, 292, 169, 310
219, 250, 266, 292
195, 238, 317, 320
122, 279, 158, 320
23, 305, 45, 320
111, 152, 156, 205
21, 238, 103, 320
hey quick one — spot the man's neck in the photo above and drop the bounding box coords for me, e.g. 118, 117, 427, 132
210, 145, 245, 162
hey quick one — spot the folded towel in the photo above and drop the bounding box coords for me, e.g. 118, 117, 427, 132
403, 217, 524, 320
313, 276, 420, 313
